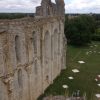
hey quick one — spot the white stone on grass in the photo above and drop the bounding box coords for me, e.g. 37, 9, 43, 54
95, 79, 98, 82
86, 52, 89, 55
89, 51, 92, 53
78, 61, 85, 64
86, 51, 92, 55
98, 75, 100, 78
68, 77, 74, 80
96, 94, 100, 98
62, 85, 68, 89
94, 45, 98, 47
72, 69, 80, 73
97, 84, 100, 87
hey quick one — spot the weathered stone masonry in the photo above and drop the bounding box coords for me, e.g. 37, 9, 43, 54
0, 0, 66, 100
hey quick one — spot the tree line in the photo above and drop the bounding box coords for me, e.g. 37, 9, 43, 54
0, 13, 34, 19
64, 14, 100, 46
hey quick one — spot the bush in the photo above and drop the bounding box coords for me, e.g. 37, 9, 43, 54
0, 13, 34, 19
96, 28, 100, 34
92, 35, 100, 41
65, 15, 96, 46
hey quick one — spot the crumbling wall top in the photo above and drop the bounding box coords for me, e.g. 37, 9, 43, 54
36, 0, 65, 17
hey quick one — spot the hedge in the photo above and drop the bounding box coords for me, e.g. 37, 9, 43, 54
92, 35, 100, 41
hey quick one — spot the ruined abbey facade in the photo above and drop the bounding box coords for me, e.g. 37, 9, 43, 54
0, 0, 66, 100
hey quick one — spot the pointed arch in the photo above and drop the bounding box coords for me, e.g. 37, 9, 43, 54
54, 29, 58, 59
18, 69, 23, 88
43, 30, 52, 88
15, 35, 21, 63
53, 29, 59, 78
44, 31, 51, 60
32, 31, 37, 55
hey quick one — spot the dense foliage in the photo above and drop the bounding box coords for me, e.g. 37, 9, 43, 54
93, 14, 100, 21
92, 14, 100, 41
0, 13, 34, 19
65, 15, 96, 45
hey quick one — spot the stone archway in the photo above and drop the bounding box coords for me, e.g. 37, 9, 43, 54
58, 32, 62, 73
32, 31, 37, 56
53, 29, 59, 79
18, 69, 23, 88
15, 36, 21, 64
43, 30, 52, 89
17, 69, 29, 100
0, 80, 9, 100
28, 31, 37, 68
44, 31, 51, 60
18, 69, 23, 100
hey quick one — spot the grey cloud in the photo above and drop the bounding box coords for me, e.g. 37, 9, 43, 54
0, 0, 100, 13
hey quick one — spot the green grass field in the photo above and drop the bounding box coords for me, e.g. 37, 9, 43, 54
38, 42, 100, 100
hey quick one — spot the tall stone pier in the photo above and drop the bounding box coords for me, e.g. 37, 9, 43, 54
0, 0, 67, 100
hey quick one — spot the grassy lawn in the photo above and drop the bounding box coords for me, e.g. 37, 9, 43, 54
38, 41, 100, 100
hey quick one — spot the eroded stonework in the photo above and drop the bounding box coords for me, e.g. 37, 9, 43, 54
0, 0, 66, 100
36, 0, 65, 17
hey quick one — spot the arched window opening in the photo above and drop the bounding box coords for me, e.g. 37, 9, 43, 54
32, 31, 37, 55
46, 75, 49, 83
18, 69, 23, 88
44, 31, 51, 60
54, 29, 58, 36
51, 35, 54, 60
54, 29, 58, 57
15, 35, 21, 63
34, 59, 38, 74
58, 33, 61, 54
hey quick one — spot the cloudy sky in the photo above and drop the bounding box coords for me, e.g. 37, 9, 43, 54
0, 0, 100, 13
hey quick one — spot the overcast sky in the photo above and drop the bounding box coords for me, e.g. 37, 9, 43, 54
0, 0, 100, 13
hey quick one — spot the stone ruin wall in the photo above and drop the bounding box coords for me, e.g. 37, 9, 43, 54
0, 17, 66, 100
0, 0, 67, 100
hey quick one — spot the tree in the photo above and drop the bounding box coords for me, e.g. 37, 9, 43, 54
65, 15, 96, 46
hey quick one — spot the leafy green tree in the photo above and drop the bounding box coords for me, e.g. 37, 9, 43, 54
0, 13, 34, 19
65, 15, 96, 45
